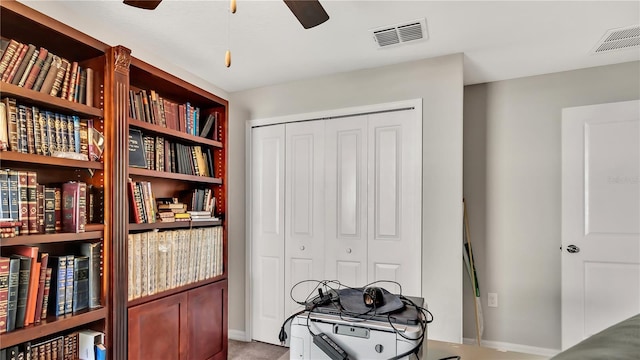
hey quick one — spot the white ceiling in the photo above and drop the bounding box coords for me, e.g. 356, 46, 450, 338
19, 0, 640, 93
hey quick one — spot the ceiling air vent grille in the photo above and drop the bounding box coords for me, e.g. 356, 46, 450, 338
371, 18, 428, 48
593, 25, 640, 53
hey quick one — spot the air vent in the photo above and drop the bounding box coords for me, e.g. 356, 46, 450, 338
370, 18, 428, 48
592, 25, 640, 53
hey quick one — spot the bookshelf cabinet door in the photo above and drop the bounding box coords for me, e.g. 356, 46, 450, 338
128, 292, 188, 360
187, 280, 227, 360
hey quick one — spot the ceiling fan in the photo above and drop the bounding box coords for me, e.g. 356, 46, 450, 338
122, 0, 330, 29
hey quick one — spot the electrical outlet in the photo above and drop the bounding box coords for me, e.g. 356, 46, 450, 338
488, 293, 498, 308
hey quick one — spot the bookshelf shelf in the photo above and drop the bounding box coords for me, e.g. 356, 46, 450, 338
0, 82, 103, 118
129, 118, 223, 148
0, 307, 107, 349
128, 220, 222, 231
0, 151, 104, 170
127, 276, 225, 308
128, 167, 222, 184
0, 229, 103, 246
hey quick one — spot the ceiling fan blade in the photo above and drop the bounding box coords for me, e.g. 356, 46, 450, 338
123, 0, 162, 10
283, 0, 329, 29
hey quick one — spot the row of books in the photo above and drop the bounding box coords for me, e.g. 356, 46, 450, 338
127, 227, 224, 300
0, 329, 105, 360
0, 243, 102, 334
0, 97, 104, 160
128, 180, 156, 224
0, 172, 102, 235
128, 88, 220, 139
0, 38, 94, 106
128, 128, 216, 177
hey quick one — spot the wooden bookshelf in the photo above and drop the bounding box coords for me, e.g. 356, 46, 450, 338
0, 1, 112, 357
0, 1, 229, 358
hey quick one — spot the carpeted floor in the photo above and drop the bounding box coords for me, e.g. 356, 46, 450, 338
228, 339, 289, 360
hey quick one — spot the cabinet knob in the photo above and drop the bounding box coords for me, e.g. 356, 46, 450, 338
346, 248, 352, 254
300, 245, 305, 251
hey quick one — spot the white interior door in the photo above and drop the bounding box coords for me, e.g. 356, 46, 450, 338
251, 124, 286, 344
367, 111, 422, 297
325, 115, 369, 288
561, 100, 640, 350
285, 121, 326, 317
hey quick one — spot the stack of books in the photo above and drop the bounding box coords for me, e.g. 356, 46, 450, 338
0, 219, 21, 237
187, 211, 218, 222
156, 198, 187, 222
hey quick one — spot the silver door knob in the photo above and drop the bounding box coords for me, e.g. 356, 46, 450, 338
300, 245, 305, 251
346, 248, 352, 254
567, 245, 580, 253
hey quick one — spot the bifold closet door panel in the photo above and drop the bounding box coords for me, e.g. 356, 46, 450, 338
367, 110, 422, 297
324, 115, 369, 288
250, 124, 286, 344
285, 121, 326, 316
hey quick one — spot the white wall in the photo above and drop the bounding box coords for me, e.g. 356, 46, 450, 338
462, 61, 640, 351
228, 54, 465, 343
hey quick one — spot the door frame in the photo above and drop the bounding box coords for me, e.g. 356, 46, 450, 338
245, 98, 423, 341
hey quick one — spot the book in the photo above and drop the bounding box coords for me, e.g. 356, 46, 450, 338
62, 181, 86, 233
0, 39, 19, 76
9, 245, 39, 326
31, 51, 54, 91
128, 128, 147, 168
48, 255, 67, 317
95, 343, 106, 360
23, 47, 48, 89
27, 171, 38, 234
80, 242, 102, 309
37, 184, 45, 234
6, 257, 19, 332
4, 98, 18, 152
4, 42, 29, 84
33, 106, 42, 155
17, 171, 28, 234
11, 44, 37, 85
7, 170, 20, 228
54, 186, 62, 232
49, 57, 70, 97
40, 267, 52, 320
25, 106, 35, 154
0, 102, 7, 151
17, 47, 39, 87
39, 54, 61, 95
9, 255, 30, 328
0, 257, 9, 334
1, 41, 25, 83
64, 255, 75, 314
78, 330, 104, 360
33, 252, 48, 323
85, 67, 94, 107
0, 170, 9, 219
72, 256, 89, 312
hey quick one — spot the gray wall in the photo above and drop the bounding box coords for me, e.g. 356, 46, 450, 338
228, 54, 465, 343
462, 61, 640, 351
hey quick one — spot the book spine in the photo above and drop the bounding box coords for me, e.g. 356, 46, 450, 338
27, 171, 38, 234
7, 170, 20, 227
55, 113, 65, 153
4, 98, 18, 152
44, 187, 56, 233
32, 106, 42, 155
80, 242, 102, 309
3, 42, 27, 83
54, 187, 62, 232
13, 45, 37, 86
18, 171, 29, 234
0, 170, 9, 219
37, 184, 45, 234
0, 258, 9, 334
23, 47, 48, 89
85, 68, 93, 107
39, 54, 61, 95
0, 102, 7, 151
25, 106, 35, 154
71, 256, 89, 313
49, 58, 70, 97
64, 255, 74, 314
33, 253, 48, 323
62, 182, 79, 233
12, 256, 30, 328
67, 115, 76, 154
49, 256, 68, 317
41, 267, 52, 320
46, 111, 56, 154
6, 258, 20, 332
78, 182, 87, 233
17, 104, 27, 153
0, 39, 20, 76
32, 52, 53, 92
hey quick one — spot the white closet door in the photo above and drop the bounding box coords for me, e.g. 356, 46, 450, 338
250, 125, 286, 344
325, 115, 369, 288
284, 121, 326, 317
367, 111, 422, 296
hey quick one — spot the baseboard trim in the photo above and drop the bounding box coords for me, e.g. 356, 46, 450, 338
229, 329, 248, 342
462, 337, 560, 358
